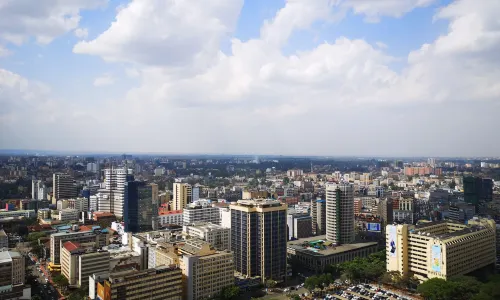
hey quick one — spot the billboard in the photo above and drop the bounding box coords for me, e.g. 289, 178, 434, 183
431, 245, 442, 273
367, 223, 381, 232
388, 225, 397, 257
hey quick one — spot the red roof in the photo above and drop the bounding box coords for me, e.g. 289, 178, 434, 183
159, 210, 182, 215
63, 241, 80, 252
79, 225, 93, 232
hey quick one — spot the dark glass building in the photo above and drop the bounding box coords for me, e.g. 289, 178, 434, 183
463, 176, 493, 205
124, 182, 159, 233
230, 199, 287, 282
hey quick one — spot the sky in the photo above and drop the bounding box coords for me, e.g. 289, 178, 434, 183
0, 0, 499, 157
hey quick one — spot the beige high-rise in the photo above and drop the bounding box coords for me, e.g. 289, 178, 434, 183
173, 183, 192, 210
326, 183, 354, 245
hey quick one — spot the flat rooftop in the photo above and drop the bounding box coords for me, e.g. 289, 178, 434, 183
287, 235, 377, 256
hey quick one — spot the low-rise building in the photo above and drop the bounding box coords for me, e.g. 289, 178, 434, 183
287, 213, 312, 240
37, 208, 51, 220
0, 229, 7, 249
287, 236, 378, 273
183, 223, 231, 251
159, 210, 183, 226
50, 229, 108, 265
95, 266, 182, 300
183, 203, 219, 225
0, 210, 35, 220
56, 208, 80, 222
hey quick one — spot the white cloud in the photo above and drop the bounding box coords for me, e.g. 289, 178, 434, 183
0, 0, 105, 45
74, 28, 89, 39
93, 74, 115, 87
73, 0, 243, 72
342, 0, 436, 22
2, 0, 500, 156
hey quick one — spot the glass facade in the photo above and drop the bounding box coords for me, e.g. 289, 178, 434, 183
124, 181, 155, 233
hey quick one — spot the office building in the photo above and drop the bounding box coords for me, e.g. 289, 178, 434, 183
287, 236, 378, 273
180, 240, 234, 300
377, 198, 393, 226
56, 209, 80, 222
448, 203, 476, 223
183, 202, 220, 225
67, 197, 89, 213
287, 213, 312, 240
311, 199, 326, 235
464, 176, 494, 205
53, 173, 77, 204
50, 230, 108, 265
326, 183, 354, 245
95, 266, 182, 300
87, 163, 99, 173
37, 208, 51, 220
0, 230, 7, 249
103, 168, 133, 218
393, 197, 417, 224
231, 199, 287, 282
192, 186, 200, 202
0, 249, 29, 299
183, 223, 231, 251
61, 241, 110, 288
386, 218, 496, 281
124, 182, 159, 233
173, 183, 192, 210
0, 210, 36, 220
159, 210, 183, 226
32, 179, 47, 200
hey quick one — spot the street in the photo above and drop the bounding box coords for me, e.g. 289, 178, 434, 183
27, 253, 62, 300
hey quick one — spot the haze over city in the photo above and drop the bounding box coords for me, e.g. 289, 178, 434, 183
1, 0, 499, 156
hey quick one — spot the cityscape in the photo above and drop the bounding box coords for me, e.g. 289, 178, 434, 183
1, 0, 500, 300
0, 155, 499, 300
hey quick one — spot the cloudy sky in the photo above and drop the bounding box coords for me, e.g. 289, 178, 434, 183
0, 0, 499, 157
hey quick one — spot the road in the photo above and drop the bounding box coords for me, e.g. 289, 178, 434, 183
27, 253, 63, 300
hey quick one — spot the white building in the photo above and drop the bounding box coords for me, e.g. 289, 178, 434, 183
183, 223, 231, 251
158, 210, 183, 226
154, 167, 165, 176
57, 209, 80, 222
102, 168, 132, 218
67, 198, 89, 213
32, 179, 47, 200
0, 210, 35, 220
87, 163, 99, 173
218, 207, 231, 229
183, 202, 220, 225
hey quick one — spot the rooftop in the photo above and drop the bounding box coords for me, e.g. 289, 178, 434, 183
0, 250, 21, 263
159, 210, 183, 215
63, 241, 81, 252
287, 235, 378, 256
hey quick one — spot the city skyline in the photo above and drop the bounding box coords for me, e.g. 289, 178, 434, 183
1, 0, 499, 157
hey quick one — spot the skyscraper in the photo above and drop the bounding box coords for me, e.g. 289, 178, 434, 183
172, 183, 192, 211
230, 199, 287, 282
53, 173, 77, 204
464, 176, 494, 205
103, 168, 133, 218
124, 182, 159, 233
326, 183, 354, 245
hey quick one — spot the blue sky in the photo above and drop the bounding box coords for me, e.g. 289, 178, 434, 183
0, 0, 498, 156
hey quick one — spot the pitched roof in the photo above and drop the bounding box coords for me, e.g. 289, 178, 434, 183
63, 241, 81, 252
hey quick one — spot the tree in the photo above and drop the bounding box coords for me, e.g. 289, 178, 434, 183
53, 274, 69, 290
31, 296, 43, 300
266, 279, 277, 289
417, 278, 453, 300
219, 285, 240, 300
283, 177, 290, 185
289, 294, 301, 300
449, 180, 457, 189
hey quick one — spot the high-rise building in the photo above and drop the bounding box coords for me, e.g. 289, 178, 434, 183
180, 239, 234, 300
230, 199, 287, 282
463, 176, 493, 206
124, 182, 159, 233
103, 168, 133, 218
32, 179, 45, 200
287, 213, 312, 240
53, 173, 77, 204
94, 266, 182, 300
326, 183, 354, 245
87, 163, 99, 173
173, 183, 192, 210
377, 198, 393, 226
386, 218, 496, 281
310, 198, 326, 235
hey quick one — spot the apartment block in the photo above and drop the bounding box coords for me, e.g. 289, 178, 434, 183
183, 203, 220, 225
386, 218, 496, 281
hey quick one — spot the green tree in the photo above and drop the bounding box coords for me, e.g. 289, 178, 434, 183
266, 279, 277, 289
53, 274, 69, 289
31, 295, 43, 300
283, 177, 290, 185
289, 294, 301, 300
219, 285, 240, 300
